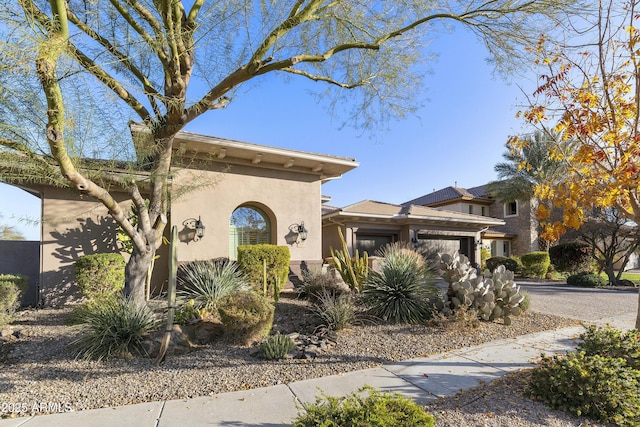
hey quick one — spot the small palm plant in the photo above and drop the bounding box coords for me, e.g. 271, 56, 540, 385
178, 259, 249, 313
363, 243, 441, 324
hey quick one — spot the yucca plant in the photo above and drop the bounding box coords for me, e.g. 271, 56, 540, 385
178, 259, 249, 313
363, 243, 441, 324
71, 297, 158, 361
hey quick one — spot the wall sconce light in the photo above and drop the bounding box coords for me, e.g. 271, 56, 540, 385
183, 216, 205, 241
294, 221, 308, 242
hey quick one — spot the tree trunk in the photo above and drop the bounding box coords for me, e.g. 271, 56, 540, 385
125, 248, 155, 305
603, 264, 618, 286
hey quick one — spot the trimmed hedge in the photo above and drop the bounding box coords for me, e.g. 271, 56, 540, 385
485, 256, 519, 274
75, 253, 125, 299
520, 251, 550, 278
549, 242, 592, 274
218, 290, 274, 345
567, 271, 607, 287
0, 274, 28, 326
237, 245, 290, 299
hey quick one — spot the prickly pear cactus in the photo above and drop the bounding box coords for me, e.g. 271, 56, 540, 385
437, 253, 525, 325
484, 265, 525, 325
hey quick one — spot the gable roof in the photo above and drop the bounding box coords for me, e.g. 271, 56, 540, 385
403, 185, 492, 207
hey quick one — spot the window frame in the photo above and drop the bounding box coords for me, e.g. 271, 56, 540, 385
504, 201, 519, 217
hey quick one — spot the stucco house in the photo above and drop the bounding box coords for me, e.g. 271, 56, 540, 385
0, 126, 358, 306
321, 200, 504, 266
403, 184, 540, 258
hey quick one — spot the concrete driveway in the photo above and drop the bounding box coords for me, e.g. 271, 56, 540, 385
517, 279, 638, 329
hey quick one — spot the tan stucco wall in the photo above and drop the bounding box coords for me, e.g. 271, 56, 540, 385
38, 186, 127, 306
24, 158, 327, 305
170, 163, 323, 264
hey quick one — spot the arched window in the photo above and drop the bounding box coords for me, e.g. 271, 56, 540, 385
229, 206, 271, 259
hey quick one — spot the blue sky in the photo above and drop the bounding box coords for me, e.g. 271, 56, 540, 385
0, 27, 537, 241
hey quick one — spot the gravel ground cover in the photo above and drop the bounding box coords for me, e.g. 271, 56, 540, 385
0, 292, 608, 425
425, 369, 608, 427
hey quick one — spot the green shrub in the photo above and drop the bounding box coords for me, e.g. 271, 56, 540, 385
363, 243, 441, 324
519, 290, 531, 312
71, 296, 158, 361
291, 386, 435, 427
480, 247, 491, 270
298, 267, 350, 302
217, 290, 274, 344
74, 253, 125, 299
566, 271, 606, 287
173, 299, 203, 325
0, 274, 28, 326
485, 256, 519, 274
237, 245, 290, 299
549, 242, 592, 274
528, 352, 640, 426
520, 251, 550, 278
578, 325, 640, 370
312, 290, 357, 331
178, 259, 249, 313
260, 334, 296, 360
67, 293, 119, 325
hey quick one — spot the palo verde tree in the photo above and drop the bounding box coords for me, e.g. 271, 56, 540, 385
0, 0, 585, 305
514, 0, 640, 327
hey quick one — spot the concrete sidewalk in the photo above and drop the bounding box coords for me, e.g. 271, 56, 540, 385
1, 312, 635, 427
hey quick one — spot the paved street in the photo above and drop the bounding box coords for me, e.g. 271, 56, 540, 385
518, 279, 638, 328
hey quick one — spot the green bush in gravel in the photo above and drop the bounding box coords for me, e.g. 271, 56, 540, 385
297, 267, 349, 302
260, 334, 296, 360
0, 274, 28, 326
519, 290, 531, 312
312, 290, 358, 331
566, 271, 606, 287
71, 296, 158, 361
363, 243, 441, 324
577, 325, 640, 370
291, 386, 435, 427
528, 351, 640, 426
178, 259, 249, 313
218, 291, 274, 344
74, 253, 125, 299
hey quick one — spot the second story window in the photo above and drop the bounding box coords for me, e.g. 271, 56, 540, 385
504, 201, 518, 217
468, 205, 473, 214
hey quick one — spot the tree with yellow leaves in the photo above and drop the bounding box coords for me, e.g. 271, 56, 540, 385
516, 0, 640, 328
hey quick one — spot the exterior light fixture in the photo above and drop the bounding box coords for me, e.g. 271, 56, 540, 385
295, 221, 308, 241
183, 216, 205, 241
195, 216, 205, 239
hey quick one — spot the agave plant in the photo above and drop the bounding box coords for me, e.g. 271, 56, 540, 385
363, 243, 441, 324
178, 259, 250, 313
